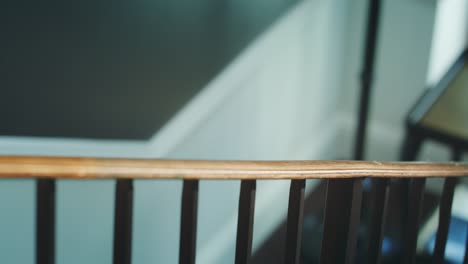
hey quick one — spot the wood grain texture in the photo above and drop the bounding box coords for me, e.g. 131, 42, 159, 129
0, 156, 467, 180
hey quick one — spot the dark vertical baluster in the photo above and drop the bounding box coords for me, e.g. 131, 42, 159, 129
399, 129, 424, 256
345, 178, 364, 263
367, 178, 390, 264
36, 179, 56, 264
464, 226, 468, 264
179, 180, 199, 264
433, 177, 458, 264
284, 179, 306, 264
113, 179, 134, 264
402, 178, 426, 264
399, 178, 410, 253
448, 147, 462, 264
235, 180, 256, 264
320, 178, 363, 264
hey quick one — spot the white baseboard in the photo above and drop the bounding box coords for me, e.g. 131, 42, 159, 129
336, 112, 453, 162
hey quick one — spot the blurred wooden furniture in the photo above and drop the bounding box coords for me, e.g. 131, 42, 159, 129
401, 49, 468, 162
397, 49, 468, 264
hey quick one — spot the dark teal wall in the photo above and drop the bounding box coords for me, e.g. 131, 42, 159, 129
0, 0, 298, 139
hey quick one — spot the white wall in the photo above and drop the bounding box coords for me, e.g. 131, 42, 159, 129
337, 0, 441, 161
4, 0, 467, 263
163, 2, 350, 262
427, 0, 468, 86
0, 0, 348, 263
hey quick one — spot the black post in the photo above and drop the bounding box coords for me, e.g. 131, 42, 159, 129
179, 180, 199, 264
235, 180, 256, 264
284, 179, 306, 264
402, 178, 426, 264
433, 178, 457, 264
36, 179, 56, 264
367, 178, 390, 264
354, 0, 382, 160
113, 179, 134, 264
320, 178, 363, 264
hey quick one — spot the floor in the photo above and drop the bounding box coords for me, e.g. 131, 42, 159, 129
251, 179, 439, 264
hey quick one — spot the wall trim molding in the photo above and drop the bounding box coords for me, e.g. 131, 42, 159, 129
196, 117, 338, 264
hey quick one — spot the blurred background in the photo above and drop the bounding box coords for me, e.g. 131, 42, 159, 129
0, 0, 467, 263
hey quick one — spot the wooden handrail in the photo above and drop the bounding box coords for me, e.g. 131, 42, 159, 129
0, 156, 467, 179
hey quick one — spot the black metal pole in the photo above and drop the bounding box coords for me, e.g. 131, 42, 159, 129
235, 180, 256, 264
353, 0, 382, 160
113, 179, 134, 264
179, 180, 199, 264
36, 179, 56, 264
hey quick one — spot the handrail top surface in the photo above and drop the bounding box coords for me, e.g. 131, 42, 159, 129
0, 156, 467, 180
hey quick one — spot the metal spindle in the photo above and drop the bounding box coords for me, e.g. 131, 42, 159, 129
345, 179, 364, 263
464, 226, 468, 264
113, 179, 134, 264
449, 148, 463, 264
367, 178, 390, 264
433, 178, 457, 264
320, 178, 363, 264
36, 179, 56, 264
179, 180, 199, 264
284, 179, 306, 264
235, 180, 256, 264
402, 178, 426, 264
